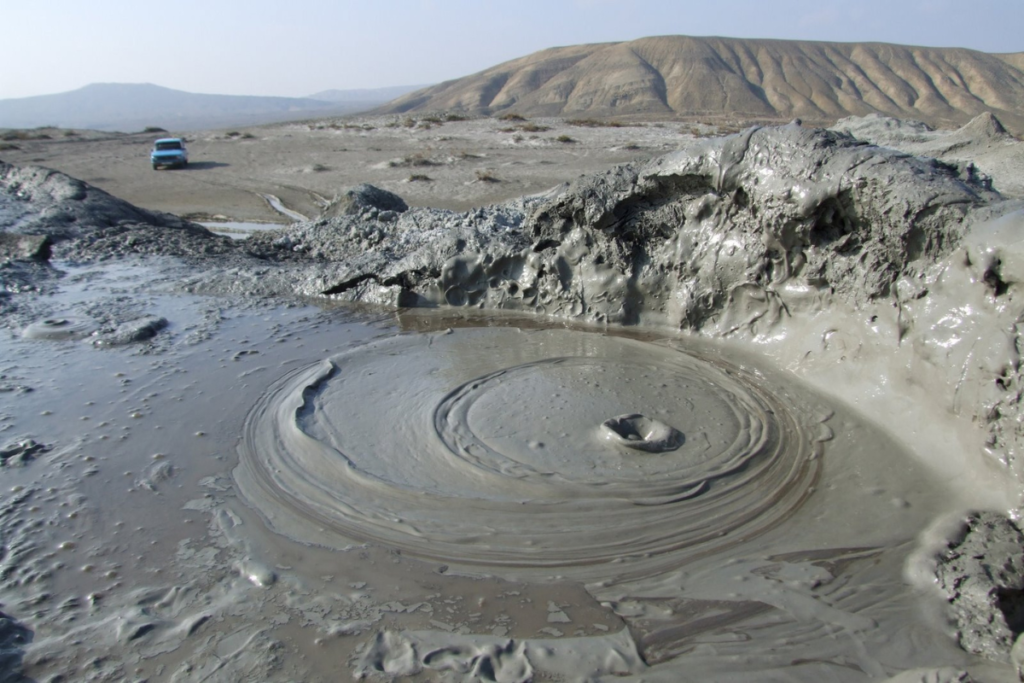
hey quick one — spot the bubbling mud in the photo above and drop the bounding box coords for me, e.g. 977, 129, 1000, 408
237, 326, 826, 580
600, 413, 684, 452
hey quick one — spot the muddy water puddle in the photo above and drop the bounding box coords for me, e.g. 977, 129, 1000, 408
0, 264, 1009, 681
199, 221, 286, 240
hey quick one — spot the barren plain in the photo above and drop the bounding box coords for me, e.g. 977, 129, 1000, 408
0, 115, 690, 223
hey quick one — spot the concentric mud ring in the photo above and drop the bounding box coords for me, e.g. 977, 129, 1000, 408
236, 327, 821, 579
22, 316, 96, 340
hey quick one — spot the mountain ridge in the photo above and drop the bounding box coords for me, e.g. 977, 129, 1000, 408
0, 83, 405, 132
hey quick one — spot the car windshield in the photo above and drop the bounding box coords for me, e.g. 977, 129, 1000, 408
155, 141, 182, 151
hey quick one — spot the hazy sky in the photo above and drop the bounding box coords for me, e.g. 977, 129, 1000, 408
4, 0, 1023, 100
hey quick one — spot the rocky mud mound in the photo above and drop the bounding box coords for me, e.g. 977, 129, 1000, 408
833, 112, 1013, 157
0, 159, 234, 260
832, 112, 1024, 198
238, 123, 996, 329
318, 182, 409, 219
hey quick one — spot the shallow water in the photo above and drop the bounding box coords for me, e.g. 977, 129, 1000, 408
200, 221, 286, 240
0, 263, 1013, 681
258, 193, 307, 222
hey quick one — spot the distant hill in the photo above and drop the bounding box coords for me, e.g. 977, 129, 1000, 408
376, 35, 1024, 134
307, 85, 426, 104
0, 83, 405, 132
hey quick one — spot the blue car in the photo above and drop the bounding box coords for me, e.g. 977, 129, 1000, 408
151, 138, 189, 169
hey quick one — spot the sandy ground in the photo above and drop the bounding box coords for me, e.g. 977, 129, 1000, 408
3, 114, 1024, 682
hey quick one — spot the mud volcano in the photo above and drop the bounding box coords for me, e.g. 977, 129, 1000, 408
5, 119, 1024, 681
21, 315, 96, 340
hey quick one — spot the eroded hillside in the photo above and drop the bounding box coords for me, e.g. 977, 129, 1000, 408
379, 35, 1024, 133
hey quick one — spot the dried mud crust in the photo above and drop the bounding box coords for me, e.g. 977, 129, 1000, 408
0, 116, 680, 221
934, 512, 1024, 662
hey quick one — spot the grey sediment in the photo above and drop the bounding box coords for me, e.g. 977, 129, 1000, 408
4, 115, 1024, 680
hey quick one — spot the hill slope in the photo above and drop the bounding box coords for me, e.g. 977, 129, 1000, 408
377, 36, 1024, 133
306, 85, 426, 104
0, 83, 378, 132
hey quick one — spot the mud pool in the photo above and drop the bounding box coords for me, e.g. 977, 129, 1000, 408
0, 259, 1011, 682
237, 323, 928, 585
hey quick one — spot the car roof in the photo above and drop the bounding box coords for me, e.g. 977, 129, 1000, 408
154, 137, 184, 144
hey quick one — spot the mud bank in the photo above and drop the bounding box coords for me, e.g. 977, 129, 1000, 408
4, 117, 1024, 681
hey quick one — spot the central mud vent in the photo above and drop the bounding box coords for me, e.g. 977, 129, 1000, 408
601, 413, 684, 452
236, 326, 821, 580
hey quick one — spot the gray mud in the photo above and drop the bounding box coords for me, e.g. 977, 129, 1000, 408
832, 113, 1024, 199
236, 327, 834, 579
3, 117, 1024, 681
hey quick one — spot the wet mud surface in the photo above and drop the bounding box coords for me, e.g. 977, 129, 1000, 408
0, 270, 989, 682
238, 326, 829, 577
4, 116, 1024, 681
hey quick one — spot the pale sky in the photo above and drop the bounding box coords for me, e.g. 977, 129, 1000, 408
4, 0, 1022, 100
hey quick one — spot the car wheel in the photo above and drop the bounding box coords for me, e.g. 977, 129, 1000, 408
152, 164, 158, 170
